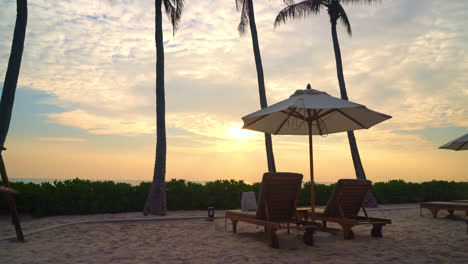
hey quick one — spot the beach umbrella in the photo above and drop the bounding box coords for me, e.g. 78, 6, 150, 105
242, 84, 391, 213
439, 133, 468, 151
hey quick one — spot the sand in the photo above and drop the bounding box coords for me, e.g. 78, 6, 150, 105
0, 204, 466, 264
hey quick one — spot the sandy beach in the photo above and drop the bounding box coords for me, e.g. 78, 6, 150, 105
0, 204, 466, 264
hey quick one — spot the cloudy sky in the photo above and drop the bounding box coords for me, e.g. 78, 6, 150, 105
1, 0, 466, 183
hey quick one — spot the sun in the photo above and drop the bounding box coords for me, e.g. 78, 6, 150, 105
226, 124, 258, 140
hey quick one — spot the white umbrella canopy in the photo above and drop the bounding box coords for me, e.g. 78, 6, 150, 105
439, 133, 468, 151
242, 84, 391, 213
243, 87, 391, 135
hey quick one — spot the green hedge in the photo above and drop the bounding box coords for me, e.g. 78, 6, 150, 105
1, 179, 467, 216
372, 180, 468, 204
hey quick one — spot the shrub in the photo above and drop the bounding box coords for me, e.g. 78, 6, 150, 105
372, 180, 468, 204
1, 178, 467, 216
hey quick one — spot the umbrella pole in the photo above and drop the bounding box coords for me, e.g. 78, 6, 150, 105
308, 123, 315, 214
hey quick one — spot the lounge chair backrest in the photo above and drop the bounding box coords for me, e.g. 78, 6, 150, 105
256, 172, 303, 221
323, 179, 372, 218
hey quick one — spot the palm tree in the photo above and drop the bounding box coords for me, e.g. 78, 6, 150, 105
275, 0, 379, 205
144, 0, 184, 216
236, 0, 276, 172
0, 0, 28, 241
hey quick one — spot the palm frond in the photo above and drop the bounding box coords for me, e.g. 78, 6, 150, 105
235, 0, 244, 11
163, 0, 175, 20
163, 0, 184, 35
163, 0, 176, 31
174, 0, 184, 30
236, 0, 249, 36
274, 0, 323, 28
337, 3, 352, 35
340, 0, 381, 6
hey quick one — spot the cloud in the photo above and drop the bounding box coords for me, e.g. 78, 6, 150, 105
47, 109, 262, 140
47, 109, 155, 136
35, 137, 85, 142
1, 0, 467, 147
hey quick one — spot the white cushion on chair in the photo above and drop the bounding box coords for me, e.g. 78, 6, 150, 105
241, 191, 257, 211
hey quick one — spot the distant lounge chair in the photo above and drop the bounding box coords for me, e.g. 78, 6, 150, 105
452, 200, 468, 203
297, 179, 391, 240
225, 172, 319, 248
420, 201, 468, 218
0, 186, 18, 195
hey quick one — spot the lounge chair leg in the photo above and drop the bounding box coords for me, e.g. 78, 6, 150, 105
268, 228, 279, 248
322, 221, 327, 229
430, 208, 439, 218
371, 224, 383, 238
446, 210, 456, 219
303, 228, 314, 246
231, 220, 238, 233
340, 224, 354, 240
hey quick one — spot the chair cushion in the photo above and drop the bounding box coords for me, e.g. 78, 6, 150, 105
241, 191, 257, 211
226, 209, 257, 219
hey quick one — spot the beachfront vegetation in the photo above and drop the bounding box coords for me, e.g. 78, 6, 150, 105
1, 179, 466, 217
236, 0, 276, 172
144, 0, 184, 216
275, 0, 381, 205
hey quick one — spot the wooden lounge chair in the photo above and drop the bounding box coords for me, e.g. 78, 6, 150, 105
420, 201, 468, 218
0, 186, 18, 195
297, 179, 391, 240
225, 172, 319, 248
452, 200, 468, 203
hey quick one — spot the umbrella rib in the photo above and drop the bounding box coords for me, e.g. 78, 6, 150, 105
287, 108, 306, 120
336, 109, 366, 129
316, 109, 337, 120
456, 142, 467, 151
312, 110, 323, 135
275, 111, 294, 134
280, 110, 303, 120
243, 114, 269, 128
307, 109, 337, 135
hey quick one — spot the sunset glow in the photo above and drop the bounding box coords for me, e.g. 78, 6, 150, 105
0, 0, 466, 183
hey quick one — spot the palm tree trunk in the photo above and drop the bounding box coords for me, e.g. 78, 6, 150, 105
0, 0, 28, 241
247, 0, 276, 172
330, 19, 377, 207
0, 0, 27, 147
144, 0, 167, 215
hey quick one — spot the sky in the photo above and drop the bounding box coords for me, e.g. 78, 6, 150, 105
0, 0, 466, 183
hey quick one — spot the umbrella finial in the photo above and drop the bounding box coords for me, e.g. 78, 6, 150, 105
306, 84, 311, 90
